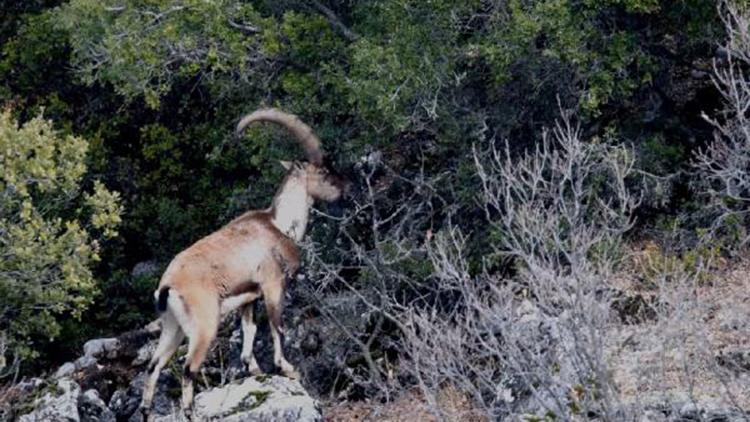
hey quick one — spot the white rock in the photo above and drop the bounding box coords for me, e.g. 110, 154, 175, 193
74, 355, 98, 371
132, 340, 157, 366
54, 362, 76, 379
19, 378, 81, 422
83, 338, 120, 359
154, 376, 321, 422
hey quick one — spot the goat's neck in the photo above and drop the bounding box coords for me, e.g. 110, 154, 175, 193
271, 177, 313, 242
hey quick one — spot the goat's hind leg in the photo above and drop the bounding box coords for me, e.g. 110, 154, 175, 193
180, 300, 219, 420
140, 312, 185, 418
240, 302, 262, 375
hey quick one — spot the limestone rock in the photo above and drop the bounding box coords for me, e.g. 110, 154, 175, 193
83, 338, 120, 360
78, 389, 115, 422
18, 378, 81, 422
153, 376, 321, 422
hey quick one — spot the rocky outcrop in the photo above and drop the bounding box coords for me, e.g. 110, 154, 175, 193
15, 374, 320, 422
153, 377, 320, 422
18, 378, 84, 422
79, 389, 116, 422
10, 326, 322, 422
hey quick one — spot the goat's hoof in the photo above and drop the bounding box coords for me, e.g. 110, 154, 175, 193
138, 405, 151, 422
282, 368, 301, 380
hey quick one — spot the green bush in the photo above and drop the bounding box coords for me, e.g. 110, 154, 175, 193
0, 111, 121, 365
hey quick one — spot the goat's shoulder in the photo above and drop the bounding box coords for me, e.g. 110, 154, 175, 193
226, 209, 270, 226
224, 209, 291, 240
227, 210, 301, 267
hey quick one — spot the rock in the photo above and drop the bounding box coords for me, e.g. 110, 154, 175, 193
14, 313, 321, 422
132, 340, 157, 366
83, 338, 120, 360
109, 372, 177, 421
78, 389, 115, 422
74, 355, 98, 371
54, 362, 76, 379
107, 389, 138, 421
17, 377, 45, 391
54, 355, 99, 380
145, 319, 161, 334
116, 328, 160, 363
152, 376, 321, 422
19, 378, 81, 422
132, 260, 159, 278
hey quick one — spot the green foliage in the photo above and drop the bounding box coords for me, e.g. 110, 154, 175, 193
58, 0, 276, 107
0, 111, 121, 362
348, 1, 473, 133
478, 0, 660, 115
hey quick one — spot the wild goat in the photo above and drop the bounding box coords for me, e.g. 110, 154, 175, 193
139, 109, 349, 419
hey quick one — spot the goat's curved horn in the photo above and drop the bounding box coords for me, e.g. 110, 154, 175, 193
235, 108, 323, 165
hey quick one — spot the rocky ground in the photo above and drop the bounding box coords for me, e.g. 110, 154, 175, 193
0, 321, 321, 422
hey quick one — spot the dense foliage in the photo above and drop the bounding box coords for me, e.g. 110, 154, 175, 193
0, 112, 121, 368
0, 0, 729, 387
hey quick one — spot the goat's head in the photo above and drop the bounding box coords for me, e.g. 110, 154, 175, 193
279, 160, 350, 202
236, 108, 351, 203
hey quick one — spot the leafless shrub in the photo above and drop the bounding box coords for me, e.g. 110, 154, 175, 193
299, 154, 447, 400
694, 1, 750, 247
399, 114, 640, 420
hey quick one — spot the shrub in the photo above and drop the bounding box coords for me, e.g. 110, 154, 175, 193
0, 111, 121, 372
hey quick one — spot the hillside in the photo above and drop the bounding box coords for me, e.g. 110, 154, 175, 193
1, 0, 750, 420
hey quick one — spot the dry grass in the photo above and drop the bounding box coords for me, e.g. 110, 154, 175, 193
606, 253, 750, 412
324, 386, 487, 422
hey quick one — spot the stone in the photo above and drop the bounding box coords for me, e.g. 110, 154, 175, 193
74, 355, 98, 371
152, 376, 321, 422
131, 340, 157, 366
54, 362, 76, 379
83, 338, 120, 360
109, 372, 177, 421
78, 389, 115, 422
18, 378, 81, 422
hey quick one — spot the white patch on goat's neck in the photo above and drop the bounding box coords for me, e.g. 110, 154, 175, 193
272, 176, 313, 242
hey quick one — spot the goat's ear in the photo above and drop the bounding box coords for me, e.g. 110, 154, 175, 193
279, 160, 293, 170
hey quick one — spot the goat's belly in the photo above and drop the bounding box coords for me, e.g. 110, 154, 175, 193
220, 290, 261, 316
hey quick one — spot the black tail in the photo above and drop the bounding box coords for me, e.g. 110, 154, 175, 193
156, 286, 170, 313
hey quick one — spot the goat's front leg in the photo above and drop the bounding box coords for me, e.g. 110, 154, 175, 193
263, 283, 300, 379
240, 302, 262, 375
